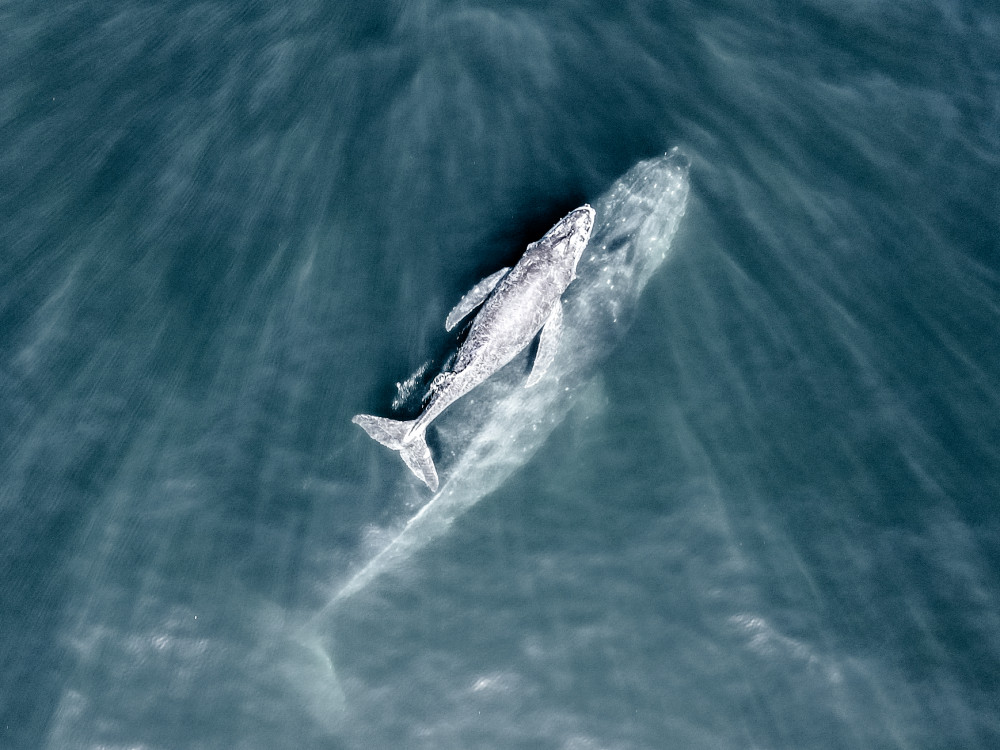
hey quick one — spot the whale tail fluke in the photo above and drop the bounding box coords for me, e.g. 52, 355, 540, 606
352, 414, 439, 492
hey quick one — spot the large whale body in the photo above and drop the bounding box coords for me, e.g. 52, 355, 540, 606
353, 205, 597, 492
291, 151, 690, 721
335, 148, 690, 603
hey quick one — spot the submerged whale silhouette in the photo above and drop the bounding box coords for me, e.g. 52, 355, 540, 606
353, 206, 596, 491
335, 148, 689, 598
290, 151, 690, 721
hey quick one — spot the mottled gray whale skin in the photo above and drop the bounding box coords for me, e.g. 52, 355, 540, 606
352, 205, 596, 491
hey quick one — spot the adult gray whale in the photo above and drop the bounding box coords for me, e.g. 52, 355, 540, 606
352, 205, 596, 491
283, 152, 688, 725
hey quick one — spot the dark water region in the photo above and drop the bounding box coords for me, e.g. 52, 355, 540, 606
2, 0, 999, 748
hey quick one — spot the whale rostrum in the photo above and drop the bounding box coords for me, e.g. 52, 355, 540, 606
352, 205, 596, 491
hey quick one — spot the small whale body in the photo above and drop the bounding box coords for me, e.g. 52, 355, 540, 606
352, 205, 596, 491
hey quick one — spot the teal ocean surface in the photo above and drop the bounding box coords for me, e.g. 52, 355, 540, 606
3, 2, 998, 748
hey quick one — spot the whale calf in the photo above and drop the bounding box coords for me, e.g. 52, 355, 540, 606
352, 205, 596, 491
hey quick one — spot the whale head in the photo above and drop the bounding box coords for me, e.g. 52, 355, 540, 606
536, 204, 596, 275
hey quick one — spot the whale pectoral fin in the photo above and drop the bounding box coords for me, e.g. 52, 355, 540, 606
526, 300, 563, 388
445, 267, 510, 331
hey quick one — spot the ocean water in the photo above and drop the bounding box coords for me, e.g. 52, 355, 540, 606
3, 1, 999, 748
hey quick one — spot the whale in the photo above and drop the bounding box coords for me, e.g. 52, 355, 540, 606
286, 151, 689, 723
352, 205, 596, 492
332, 149, 689, 600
